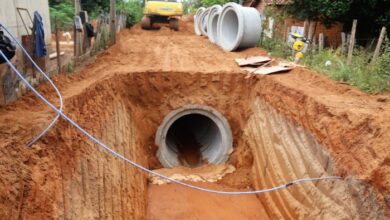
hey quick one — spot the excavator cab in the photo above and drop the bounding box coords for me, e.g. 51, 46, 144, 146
141, 0, 183, 31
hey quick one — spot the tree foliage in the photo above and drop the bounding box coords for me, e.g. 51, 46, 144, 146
49, 1, 74, 30
198, 0, 237, 7
286, 0, 350, 26
117, 1, 143, 27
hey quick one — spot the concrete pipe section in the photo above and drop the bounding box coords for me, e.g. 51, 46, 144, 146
207, 5, 222, 44
218, 3, 262, 51
199, 7, 211, 36
194, 7, 205, 36
156, 105, 233, 168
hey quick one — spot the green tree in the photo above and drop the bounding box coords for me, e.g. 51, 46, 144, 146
286, 0, 350, 26
117, 0, 143, 27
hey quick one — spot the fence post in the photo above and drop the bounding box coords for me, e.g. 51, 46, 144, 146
55, 17, 62, 74
319, 33, 324, 51
372, 27, 387, 63
110, 0, 116, 44
341, 32, 346, 54
303, 19, 309, 37
347, 19, 357, 65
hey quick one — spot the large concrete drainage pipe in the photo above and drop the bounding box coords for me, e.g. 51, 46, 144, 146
207, 5, 222, 44
218, 3, 262, 51
199, 8, 211, 36
194, 7, 206, 36
156, 105, 233, 168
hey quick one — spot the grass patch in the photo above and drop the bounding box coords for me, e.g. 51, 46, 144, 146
302, 47, 390, 93
259, 36, 390, 93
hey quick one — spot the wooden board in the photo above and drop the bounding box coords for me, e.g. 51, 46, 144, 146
235, 56, 271, 66
242, 65, 293, 75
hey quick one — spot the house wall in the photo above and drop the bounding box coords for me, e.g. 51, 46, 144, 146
286, 19, 343, 47
0, 0, 52, 44
0, 0, 52, 105
243, 1, 343, 47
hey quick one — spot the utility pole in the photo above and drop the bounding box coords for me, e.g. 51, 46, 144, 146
110, 0, 116, 45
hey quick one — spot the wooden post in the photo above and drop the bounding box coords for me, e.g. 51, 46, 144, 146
110, 0, 116, 45
308, 21, 315, 41
319, 33, 324, 51
74, 0, 81, 58
283, 19, 288, 42
341, 32, 346, 54
303, 19, 309, 37
311, 35, 317, 52
55, 17, 62, 74
347, 19, 357, 65
372, 27, 387, 62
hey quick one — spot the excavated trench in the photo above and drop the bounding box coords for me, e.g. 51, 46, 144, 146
1, 72, 385, 219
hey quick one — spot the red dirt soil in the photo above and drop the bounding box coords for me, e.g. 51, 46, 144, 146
0, 19, 389, 218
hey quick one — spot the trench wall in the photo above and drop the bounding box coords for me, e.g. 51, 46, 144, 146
0, 80, 148, 219
244, 98, 385, 219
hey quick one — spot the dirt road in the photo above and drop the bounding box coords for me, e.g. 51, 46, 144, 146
0, 20, 389, 218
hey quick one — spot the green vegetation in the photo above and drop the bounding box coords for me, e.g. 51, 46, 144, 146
286, 0, 350, 27
49, 0, 143, 30
117, 1, 143, 27
199, 0, 236, 7
49, 1, 74, 30
260, 35, 390, 93
286, 0, 389, 41
302, 44, 390, 93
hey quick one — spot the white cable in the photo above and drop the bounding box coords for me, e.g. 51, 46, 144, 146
0, 23, 63, 147
0, 50, 342, 195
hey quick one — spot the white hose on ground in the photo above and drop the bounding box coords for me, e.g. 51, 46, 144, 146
0, 23, 63, 147
0, 46, 342, 196
194, 7, 205, 36
217, 3, 262, 51
207, 5, 222, 44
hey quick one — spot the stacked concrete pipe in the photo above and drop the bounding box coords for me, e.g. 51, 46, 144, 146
194, 3, 261, 51
199, 7, 211, 36
194, 7, 205, 36
207, 5, 222, 44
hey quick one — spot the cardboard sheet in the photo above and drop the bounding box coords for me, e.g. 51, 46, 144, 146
242, 65, 293, 75
235, 56, 271, 66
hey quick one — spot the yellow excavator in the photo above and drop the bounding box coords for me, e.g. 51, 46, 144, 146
141, 0, 183, 31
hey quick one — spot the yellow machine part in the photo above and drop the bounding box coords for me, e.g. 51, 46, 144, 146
144, 0, 183, 17
292, 40, 305, 52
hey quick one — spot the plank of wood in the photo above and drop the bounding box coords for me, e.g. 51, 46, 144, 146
242, 66, 293, 75
235, 56, 271, 66
49, 52, 65, 59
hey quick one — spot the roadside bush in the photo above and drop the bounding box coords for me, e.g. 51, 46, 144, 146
49, 2, 74, 30
302, 45, 390, 93
118, 1, 143, 28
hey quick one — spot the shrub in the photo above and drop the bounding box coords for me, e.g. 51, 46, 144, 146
302, 46, 390, 93
118, 1, 143, 28
49, 2, 74, 30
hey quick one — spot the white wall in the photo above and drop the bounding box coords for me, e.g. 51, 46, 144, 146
0, 0, 52, 44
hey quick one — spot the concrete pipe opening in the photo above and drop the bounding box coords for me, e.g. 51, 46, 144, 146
218, 3, 262, 51
156, 105, 233, 168
207, 5, 222, 44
